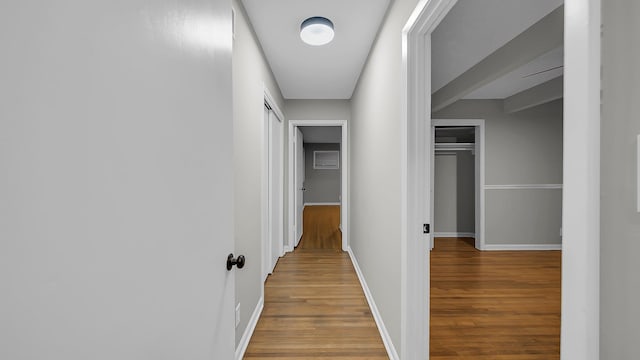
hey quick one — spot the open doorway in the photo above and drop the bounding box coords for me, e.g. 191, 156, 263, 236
287, 120, 348, 252
427, 1, 564, 358
430, 120, 485, 250
297, 127, 342, 249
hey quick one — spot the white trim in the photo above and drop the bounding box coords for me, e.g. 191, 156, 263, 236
485, 184, 563, 190
263, 87, 286, 276
432, 119, 485, 251
484, 244, 562, 251
261, 104, 269, 282
288, 120, 349, 252
264, 87, 284, 123
283, 245, 293, 253
401, 1, 458, 358
562, 1, 601, 358
347, 248, 399, 360
234, 296, 264, 360
434, 232, 475, 238
434, 143, 475, 151
295, 234, 302, 248
304, 202, 341, 206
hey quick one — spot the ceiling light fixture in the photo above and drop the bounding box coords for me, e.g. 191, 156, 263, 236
300, 17, 334, 46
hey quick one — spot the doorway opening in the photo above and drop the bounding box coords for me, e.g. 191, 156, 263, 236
431, 120, 485, 250
287, 120, 348, 252
401, 0, 599, 357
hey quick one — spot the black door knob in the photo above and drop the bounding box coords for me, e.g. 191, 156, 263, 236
227, 254, 246, 271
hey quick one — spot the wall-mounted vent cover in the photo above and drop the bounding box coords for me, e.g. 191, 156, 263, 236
314, 150, 339, 169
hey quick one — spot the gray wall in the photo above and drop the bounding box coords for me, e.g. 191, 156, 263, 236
232, 0, 285, 347
303, 143, 341, 203
457, 150, 476, 233
434, 150, 475, 235
434, 154, 459, 233
434, 99, 563, 245
601, 1, 640, 358
349, 0, 420, 355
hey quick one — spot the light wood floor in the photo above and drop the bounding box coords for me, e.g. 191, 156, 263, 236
244, 205, 387, 359
430, 238, 561, 360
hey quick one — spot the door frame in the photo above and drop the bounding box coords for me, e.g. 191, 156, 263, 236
287, 120, 349, 252
401, 0, 601, 358
431, 119, 485, 251
262, 88, 285, 280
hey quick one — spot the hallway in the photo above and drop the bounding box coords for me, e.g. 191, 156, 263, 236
244, 206, 386, 359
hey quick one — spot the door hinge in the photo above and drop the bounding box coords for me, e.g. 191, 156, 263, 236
423, 224, 430, 234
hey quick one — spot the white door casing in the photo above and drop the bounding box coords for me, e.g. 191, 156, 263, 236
295, 128, 305, 246
266, 105, 284, 274
288, 120, 348, 252
431, 119, 485, 250
402, 0, 601, 358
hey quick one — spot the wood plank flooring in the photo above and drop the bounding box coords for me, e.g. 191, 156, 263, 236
244, 205, 387, 359
430, 238, 561, 360
299, 205, 342, 250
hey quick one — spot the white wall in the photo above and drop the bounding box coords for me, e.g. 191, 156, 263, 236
0, 0, 235, 358
349, 0, 420, 355
434, 99, 563, 245
285, 99, 351, 121
232, 0, 285, 347
601, 1, 640, 358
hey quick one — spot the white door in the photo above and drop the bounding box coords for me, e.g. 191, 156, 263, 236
294, 128, 306, 246
267, 108, 284, 273
0, 0, 236, 359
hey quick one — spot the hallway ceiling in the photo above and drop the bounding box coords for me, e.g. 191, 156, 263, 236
299, 126, 341, 143
240, 0, 391, 99
432, 0, 564, 100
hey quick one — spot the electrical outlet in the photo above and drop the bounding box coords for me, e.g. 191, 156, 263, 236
235, 303, 240, 328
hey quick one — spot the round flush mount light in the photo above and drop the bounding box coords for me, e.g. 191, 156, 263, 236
300, 17, 334, 46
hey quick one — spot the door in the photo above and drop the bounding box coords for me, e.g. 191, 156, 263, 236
0, 0, 236, 358
267, 107, 284, 273
294, 128, 305, 246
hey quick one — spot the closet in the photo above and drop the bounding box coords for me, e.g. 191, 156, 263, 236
433, 126, 476, 239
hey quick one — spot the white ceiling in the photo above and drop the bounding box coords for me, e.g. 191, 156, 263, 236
431, 0, 564, 99
465, 47, 564, 99
299, 126, 341, 143
241, 0, 390, 99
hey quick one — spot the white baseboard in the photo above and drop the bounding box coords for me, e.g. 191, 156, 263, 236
304, 202, 341, 206
284, 245, 293, 253
347, 247, 399, 360
434, 232, 475, 238
483, 244, 562, 251
235, 296, 264, 360
295, 233, 303, 247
